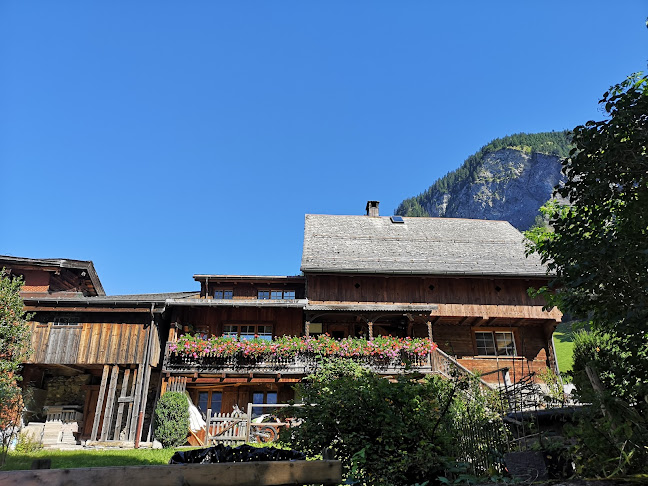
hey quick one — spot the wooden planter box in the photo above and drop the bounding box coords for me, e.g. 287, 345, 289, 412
0, 460, 342, 486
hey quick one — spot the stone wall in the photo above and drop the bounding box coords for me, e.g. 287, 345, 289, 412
44, 374, 92, 407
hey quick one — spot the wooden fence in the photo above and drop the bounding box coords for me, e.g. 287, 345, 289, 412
200, 403, 296, 445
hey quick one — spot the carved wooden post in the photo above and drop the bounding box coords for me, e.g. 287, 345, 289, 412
304, 320, 310, 338
368, 321, 374, 341
426, 320, 433, 341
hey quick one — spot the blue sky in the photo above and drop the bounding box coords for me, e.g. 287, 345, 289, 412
1, 2, 646, 295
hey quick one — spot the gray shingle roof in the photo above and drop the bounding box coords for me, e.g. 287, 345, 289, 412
300, 215, 549, 277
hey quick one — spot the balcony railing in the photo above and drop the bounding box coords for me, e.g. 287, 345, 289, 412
162, 341, 491, 390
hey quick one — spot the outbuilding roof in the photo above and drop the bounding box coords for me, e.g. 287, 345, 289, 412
300, 214, 549, 278
0, 254, 105, 296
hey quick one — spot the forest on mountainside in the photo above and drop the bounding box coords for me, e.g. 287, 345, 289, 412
396, 131, 573, 218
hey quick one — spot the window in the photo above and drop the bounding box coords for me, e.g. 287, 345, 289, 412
475, 331, 517, 356
258, 291, 270, 299
53, 317, 79, 326
252, 391, 277, 416
222, 324, 273, 341
196, 391, 222, 416
266, 290, 296, 300
214, 290, 233, 299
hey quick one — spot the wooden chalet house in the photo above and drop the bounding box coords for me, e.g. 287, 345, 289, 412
299, 202, 562, 382
1, 255, 197, 447
160, 201, 561, 424
4, 201, 560, 447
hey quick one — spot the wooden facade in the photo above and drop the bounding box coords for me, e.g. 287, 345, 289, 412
28, 321, 155, 366
6, 209, 561, 447
21, 306, 163, 445
169, 305, 304, 339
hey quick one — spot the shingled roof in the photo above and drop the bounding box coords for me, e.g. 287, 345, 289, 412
300, 214, 549, 277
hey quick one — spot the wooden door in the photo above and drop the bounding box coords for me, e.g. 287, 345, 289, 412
81, 386, 106, 439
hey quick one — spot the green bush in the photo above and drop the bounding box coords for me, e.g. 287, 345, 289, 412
567, 330, 648, 476
14, 430, 43, 453
154, 392, 190, 448
280, 359, 493, 486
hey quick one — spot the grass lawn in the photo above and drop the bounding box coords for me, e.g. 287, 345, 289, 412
2, 442, 280, 471
2, 448, 179, 471
553, 321, 577, 374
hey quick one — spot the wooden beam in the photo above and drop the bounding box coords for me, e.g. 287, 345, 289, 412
113, 369, 131, 441
128, 364, 144, 442
90, 365, 109, 442
0, 461, 343, 486
51, 364, 86, 374
123, 368, 138, 440
26, 306, 152, 313
100, 365, 119, 441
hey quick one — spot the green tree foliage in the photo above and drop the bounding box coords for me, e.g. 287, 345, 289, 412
281, 359, 500, 486
0, 270, 32, 467
154, 392, 190, 448
527, 74, 648, 476
396, 130, 572, 217
567, 330, 648, 475
528, 74, 648, 364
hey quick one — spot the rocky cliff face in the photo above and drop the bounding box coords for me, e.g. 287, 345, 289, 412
412, 148, 563, 230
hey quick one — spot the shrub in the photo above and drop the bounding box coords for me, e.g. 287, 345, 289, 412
154, 392, 190, 448
14, 430, 43, 453
567, 330, 648, 476
280, 358, 485, 486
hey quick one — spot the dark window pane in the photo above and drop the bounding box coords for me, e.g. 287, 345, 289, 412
475, 332, 496, 356
54, 317, 78, 326
197, 392, 209, 414
223, 291, 233, 299
252, 392, 265, 416
211, 392, 222, 414
495, 332, 516, 356
223, 325, 237, 337
257, 326, 272, 341
214, 290, 224, 299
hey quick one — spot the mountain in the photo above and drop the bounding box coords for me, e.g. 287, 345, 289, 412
395, 131, 572, 230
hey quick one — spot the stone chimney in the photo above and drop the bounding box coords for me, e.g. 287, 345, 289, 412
366, 200, 380, 217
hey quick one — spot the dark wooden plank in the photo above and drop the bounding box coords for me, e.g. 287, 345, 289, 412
25, 306, 151, 313
123, 367, 138, 438
113, 323, 125, 364
128, 364, 144, 442
113, 369, 131, 441
100, 365, 119, 441
91, 365, 110, 442
0, 460, 343, 486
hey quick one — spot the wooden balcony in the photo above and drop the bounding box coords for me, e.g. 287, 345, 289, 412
162, 342, 485, 385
